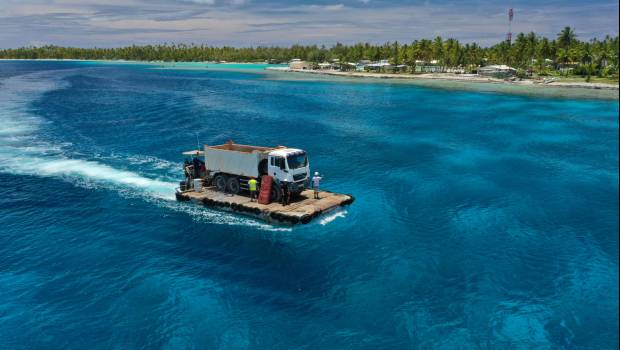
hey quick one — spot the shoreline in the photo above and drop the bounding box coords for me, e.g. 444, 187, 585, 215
265, 67, 619, 91
0, 58, 270, 65
2, 59, 617, 99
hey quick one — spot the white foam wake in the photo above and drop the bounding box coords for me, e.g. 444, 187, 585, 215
319, 209, 347, 225
0, 71, 176, 200
0, 155, 178, 200
0, 70, 291, 231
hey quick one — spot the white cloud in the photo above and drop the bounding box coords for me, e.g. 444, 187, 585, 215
184, 0, 216, 4
324, 4, 345, 11
0, 0, 617, 48
179, 0, 248, 4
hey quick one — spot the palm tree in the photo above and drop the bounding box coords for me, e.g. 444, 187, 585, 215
556, 48, 569, 73
419, 39, 432, 62
558, 26, 576, 50
535, 38, 551, 74
432, 36, 444, 71
579, 43, 593, 80
392, 41, 401, 66
513, 32, 527, 67
405, 41, 419, 72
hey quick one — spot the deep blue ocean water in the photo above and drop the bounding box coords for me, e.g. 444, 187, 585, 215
0, 61, 618, 349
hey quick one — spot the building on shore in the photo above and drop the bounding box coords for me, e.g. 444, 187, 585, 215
477, 64, 517, 78
340, 62, 357, 71
414, 60, 444, 73
556, 61, 579, 74
365, 60, 392, 71
394, 64, 408, 72
356, 60, 372, 71
289, 59, 312, 70
445, 66, 465, 74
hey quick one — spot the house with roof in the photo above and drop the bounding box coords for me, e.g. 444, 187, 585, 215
356, 60, 372, 71
288, 58, 312, 70
365, 60, 392, 71
414, 60, 443, 73
477, 64, 517, 78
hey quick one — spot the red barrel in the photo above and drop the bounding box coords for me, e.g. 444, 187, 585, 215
258, 175, 272, 204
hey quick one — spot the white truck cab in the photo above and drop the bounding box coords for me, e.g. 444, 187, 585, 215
267, 148, 309, 191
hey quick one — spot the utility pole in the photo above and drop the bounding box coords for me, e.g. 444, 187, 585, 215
506, 8, 514, 66
506, 8, 514, 44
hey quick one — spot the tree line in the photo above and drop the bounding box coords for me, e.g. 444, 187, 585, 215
1, 27, 618, 78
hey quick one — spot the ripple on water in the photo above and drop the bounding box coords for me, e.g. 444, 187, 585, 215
0, 62, 617, 349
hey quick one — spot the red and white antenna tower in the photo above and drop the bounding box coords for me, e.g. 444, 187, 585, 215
506, 8, 514, 43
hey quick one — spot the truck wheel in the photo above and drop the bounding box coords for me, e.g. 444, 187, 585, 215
227, 177, 240, 194
270, 185, 282, 202
214, 175, 227, 192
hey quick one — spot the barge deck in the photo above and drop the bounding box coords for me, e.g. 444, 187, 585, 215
176, 186, 354, 225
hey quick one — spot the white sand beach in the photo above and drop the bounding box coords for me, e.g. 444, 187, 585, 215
265, 67, 619, 91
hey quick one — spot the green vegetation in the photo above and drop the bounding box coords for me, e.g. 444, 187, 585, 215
1, 27, 618, 80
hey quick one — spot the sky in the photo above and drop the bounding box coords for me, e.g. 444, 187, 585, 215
0, 0, 618, 48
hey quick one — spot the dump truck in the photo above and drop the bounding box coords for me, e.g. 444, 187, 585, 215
177, 140, 354, 225
181, 140, 310, 202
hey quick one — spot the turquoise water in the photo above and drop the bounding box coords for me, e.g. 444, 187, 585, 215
0, 60, 618, 349
78, 61, 285, 71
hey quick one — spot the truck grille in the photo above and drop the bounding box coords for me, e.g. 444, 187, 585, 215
293, 173, 306, 182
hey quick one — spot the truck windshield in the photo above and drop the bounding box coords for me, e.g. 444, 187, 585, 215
286, 153, 308, 169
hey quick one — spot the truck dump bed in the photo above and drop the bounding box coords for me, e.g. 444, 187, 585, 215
208, 142, 276, 153
203, 142, 282, 178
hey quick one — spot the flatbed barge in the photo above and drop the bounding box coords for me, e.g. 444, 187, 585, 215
176, 186, 354, 225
